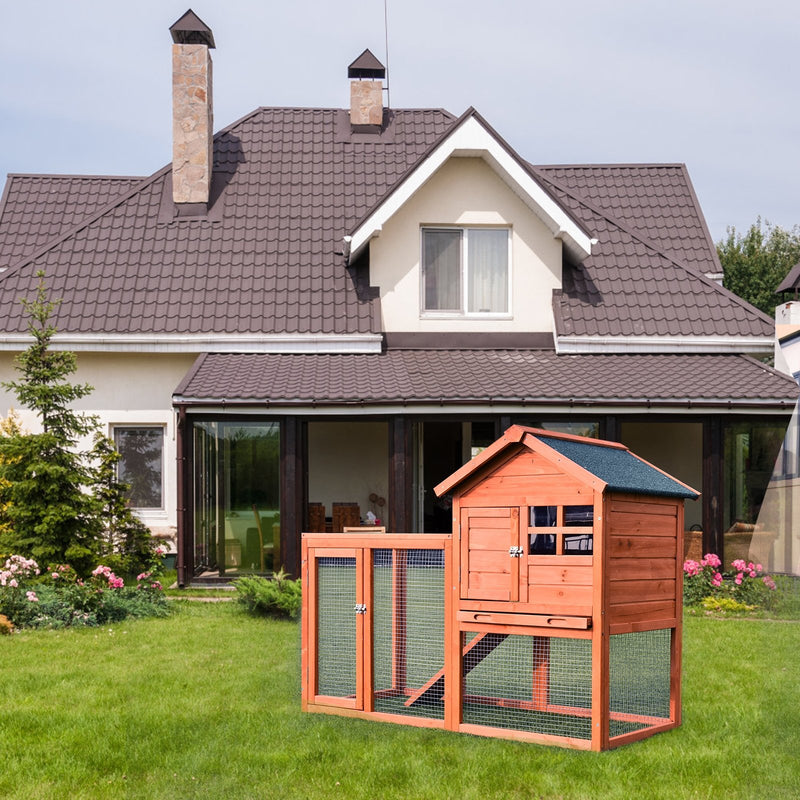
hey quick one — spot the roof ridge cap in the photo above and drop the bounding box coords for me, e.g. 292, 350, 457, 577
4, 173, 149, 181
533, 168, 775, 329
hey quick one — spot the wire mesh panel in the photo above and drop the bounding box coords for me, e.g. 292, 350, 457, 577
372, 548, 445, 719
462, 632, 593, 740
315, 557, 357, 698
609, 628, 672, 738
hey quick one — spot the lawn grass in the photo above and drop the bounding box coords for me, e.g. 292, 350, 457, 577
1, 603, 798, 800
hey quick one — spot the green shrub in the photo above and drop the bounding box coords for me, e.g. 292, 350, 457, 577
234, 570, 301, 619
0, 554, 170, 630
699, 596, 755, 615
683, 553, 778, 611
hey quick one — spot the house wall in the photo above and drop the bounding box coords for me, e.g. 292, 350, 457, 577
370, 157, 562, 334
307, 420, 389, 526
0, 351, 196, 548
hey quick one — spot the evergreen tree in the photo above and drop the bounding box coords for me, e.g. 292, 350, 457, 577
91, 433, 156, 577
0, 273, 102, 573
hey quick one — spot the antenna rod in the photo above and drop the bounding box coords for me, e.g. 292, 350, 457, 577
384, 0, 391, 108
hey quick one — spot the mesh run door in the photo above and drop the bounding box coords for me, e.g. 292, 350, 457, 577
307, 549, 365, 709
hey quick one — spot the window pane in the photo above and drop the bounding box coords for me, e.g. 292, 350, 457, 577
423, 229, 461, 311
467, 229, 508, 313
114, 427, 163, 508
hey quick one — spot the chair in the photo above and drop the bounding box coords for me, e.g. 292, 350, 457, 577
332, 502, 360, 532
307, 503, 326, 533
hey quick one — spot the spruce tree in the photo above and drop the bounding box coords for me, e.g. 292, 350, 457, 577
0, 272, 102, 573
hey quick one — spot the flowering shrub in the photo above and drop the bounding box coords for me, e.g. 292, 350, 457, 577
683, 552, 777, 611
0, 553, 169, 630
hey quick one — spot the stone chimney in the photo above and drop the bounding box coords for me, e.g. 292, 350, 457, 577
348, 49, 386, 129
169, 10, 215, 207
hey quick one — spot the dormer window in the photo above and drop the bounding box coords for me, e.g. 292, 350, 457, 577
422, 227, 510, 315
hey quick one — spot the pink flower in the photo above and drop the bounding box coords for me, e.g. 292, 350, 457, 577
702, 553, 722, 568
51, 572, 59, 579
683, 559, 701, 576
732, 559, 747, 572
26, 591, 38, 602
734, 574, 743, 585
748, 570, 757, 578
712, 573, 723, 587
9, 579, 18, 588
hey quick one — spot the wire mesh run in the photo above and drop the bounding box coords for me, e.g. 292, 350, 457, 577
609, 628, 672, 738
315, 557, 357, 698
461, 632, 593, 739
372, 549, 445, 719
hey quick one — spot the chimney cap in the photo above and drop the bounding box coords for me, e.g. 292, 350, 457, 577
348, 49, 385, 79
170, 9, 216, 48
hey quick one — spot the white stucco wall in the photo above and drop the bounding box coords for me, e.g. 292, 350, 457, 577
369, 156, 563, 333
0, 351, 196, 546
307, 421, 389, 525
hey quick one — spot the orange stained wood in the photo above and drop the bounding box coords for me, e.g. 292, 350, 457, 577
391, 550, 408, 692
461, 506, 516, 602
531, 636, 550, 710
608, 578, 676, 604
528, 563, 593, 586
609, 512, 679, 536
608, 535, 677, 558
608, 557, 676, 580
528, 583, 593, 615
608, 600, 676, 625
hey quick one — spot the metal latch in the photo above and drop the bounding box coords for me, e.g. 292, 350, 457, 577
508, 546, 524, 558
354, 604, 367, 614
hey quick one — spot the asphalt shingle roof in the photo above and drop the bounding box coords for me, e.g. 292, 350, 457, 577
174, 350, 798, 408
534, 433, 699, 498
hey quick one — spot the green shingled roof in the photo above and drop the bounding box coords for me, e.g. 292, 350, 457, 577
536, 435, 699, 499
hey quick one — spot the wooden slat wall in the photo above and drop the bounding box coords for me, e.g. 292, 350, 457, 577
607, 493, 679, 629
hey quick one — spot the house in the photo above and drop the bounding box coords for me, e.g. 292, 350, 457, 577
0, 11, 796, 585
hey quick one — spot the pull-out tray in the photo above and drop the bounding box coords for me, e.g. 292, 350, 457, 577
457, 609, 591, 629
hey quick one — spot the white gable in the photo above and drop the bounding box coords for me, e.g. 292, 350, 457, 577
346, 113, 594, 264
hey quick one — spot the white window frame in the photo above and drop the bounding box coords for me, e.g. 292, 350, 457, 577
111, 424, 166, 511
420, 226, 512, 318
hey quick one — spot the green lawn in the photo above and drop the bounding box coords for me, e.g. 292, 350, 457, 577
1, 602, 798, 800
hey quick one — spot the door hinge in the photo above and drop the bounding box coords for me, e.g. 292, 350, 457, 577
508, 546, 524, 558
354, 603, 367, 614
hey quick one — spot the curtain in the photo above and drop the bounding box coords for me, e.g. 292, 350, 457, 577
467, 229, 508, 313
423, 229, 461, 310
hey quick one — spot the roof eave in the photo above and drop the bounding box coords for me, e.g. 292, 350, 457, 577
347, 111, 594, 265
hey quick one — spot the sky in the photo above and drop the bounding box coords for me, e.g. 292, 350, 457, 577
0, 0, 797, 243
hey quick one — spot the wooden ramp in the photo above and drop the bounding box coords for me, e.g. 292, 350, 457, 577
404, 632, 507, 707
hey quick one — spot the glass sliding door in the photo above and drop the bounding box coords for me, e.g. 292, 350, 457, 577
192, 420, 281, 577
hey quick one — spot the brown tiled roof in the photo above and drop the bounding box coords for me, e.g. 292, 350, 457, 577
174, 350, 797, 408
535, 164, 720, 275
0, 108, 456, 335
535, 170, 774, 338
0, 107, 773, 342
0, 175, 146, 267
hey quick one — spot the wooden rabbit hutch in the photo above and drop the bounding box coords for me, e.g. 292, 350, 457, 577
301, 425, 698, 750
